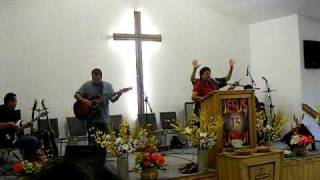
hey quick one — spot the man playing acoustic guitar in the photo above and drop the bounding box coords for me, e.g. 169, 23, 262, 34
74, 68, 125, 161
0, 92, 39, 161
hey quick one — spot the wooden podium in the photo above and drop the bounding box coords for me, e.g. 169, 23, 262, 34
217, 150, 283, 180
200, 90, 256, 168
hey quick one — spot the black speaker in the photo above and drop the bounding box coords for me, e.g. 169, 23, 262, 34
64, 145, 105, 166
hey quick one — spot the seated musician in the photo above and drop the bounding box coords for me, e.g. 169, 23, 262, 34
0, 92, 39, 160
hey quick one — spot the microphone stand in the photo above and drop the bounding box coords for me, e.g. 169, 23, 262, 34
247, 68, 257, 88
227, 82, 261, 90
262, 77, 275, 118
137, 77, 154, 130
144, 96, 153, 114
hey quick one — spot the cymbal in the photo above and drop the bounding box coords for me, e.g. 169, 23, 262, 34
262, 90, 276, 93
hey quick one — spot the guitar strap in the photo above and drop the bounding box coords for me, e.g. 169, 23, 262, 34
99, 81, 104, 102
31, 100, 37, 133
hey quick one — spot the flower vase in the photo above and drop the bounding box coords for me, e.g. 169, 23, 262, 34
140, 169, 158, 180
197, 149, 209, 173
117, 156, 129, 180
292, 146, 307, 156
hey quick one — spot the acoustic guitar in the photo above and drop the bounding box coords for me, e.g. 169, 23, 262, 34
73, 87, 132, 120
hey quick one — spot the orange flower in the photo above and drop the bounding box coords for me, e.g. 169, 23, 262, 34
151, 153, 165, 165
12, 161, 24, 174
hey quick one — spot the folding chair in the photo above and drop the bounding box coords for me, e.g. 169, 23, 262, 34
38, 118, 60, 138
66, 117, 88, 146
184, 102, 196, 123
160, 112, 179, 149
109, 114, 123, 134
38, 118, 68, 156
138, 113, 157, 131
138, 113, 167, 150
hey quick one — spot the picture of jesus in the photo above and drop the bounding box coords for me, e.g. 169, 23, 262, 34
222, 98, 250, 147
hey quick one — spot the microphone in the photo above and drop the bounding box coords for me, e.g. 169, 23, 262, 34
246, 66, 249, 76
262, 76, 267, 82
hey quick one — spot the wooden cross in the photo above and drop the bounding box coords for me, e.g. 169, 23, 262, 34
113, 11, 161, 115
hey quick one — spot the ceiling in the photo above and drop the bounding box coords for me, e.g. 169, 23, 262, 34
201, 0, 320, 23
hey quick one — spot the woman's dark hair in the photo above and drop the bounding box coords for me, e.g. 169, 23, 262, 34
4, 92, 16, 105
199, 67, 211, 77
91, 68, 102, 76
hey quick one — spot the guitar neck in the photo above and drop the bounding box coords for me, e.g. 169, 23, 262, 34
103, 87, 132, 100
19, 112, 47, 130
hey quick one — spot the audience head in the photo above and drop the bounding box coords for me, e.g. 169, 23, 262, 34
37, 159, 119, 180
37, 160, 94, 180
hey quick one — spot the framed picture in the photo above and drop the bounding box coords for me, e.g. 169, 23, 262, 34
201, 90, 256, 150
221, 97, 251, 148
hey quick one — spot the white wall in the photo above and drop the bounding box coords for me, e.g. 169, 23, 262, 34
249, 15, 302, 115
299, 16, 320, 109
0, 0, 250, 136
298, 16, 320, 139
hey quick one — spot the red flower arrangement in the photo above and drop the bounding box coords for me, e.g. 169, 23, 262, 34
135, 148, 166, 172
12, 147, 49, 176
12, 160, 43, 176
290, 135, 314, 147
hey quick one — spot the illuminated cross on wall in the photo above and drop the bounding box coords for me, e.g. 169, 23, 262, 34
113, 11, 162, 115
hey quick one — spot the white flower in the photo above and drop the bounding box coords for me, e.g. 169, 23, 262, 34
185, 127, 192, 134
200, 132, 207, 138
266, 125, 272, 130
115, 137, 123, 144
122, 144, 129, 151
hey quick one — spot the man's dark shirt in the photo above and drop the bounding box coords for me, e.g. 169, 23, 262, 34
0, 104, 21, 145
210, 77, 227, 89
0, 104, 20, 124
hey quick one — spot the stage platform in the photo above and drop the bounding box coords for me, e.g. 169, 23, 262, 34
105, 148, 218, 180
2, 141, 320, 180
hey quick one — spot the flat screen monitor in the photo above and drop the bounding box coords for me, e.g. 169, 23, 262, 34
304, 40, 320, 69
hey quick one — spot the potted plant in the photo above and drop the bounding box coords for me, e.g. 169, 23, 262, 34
256, 109, 287, 146
290, 134, 314, 156
135, 147, 165, 180
93, 121, 144, 180
171, 113, 222, 173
